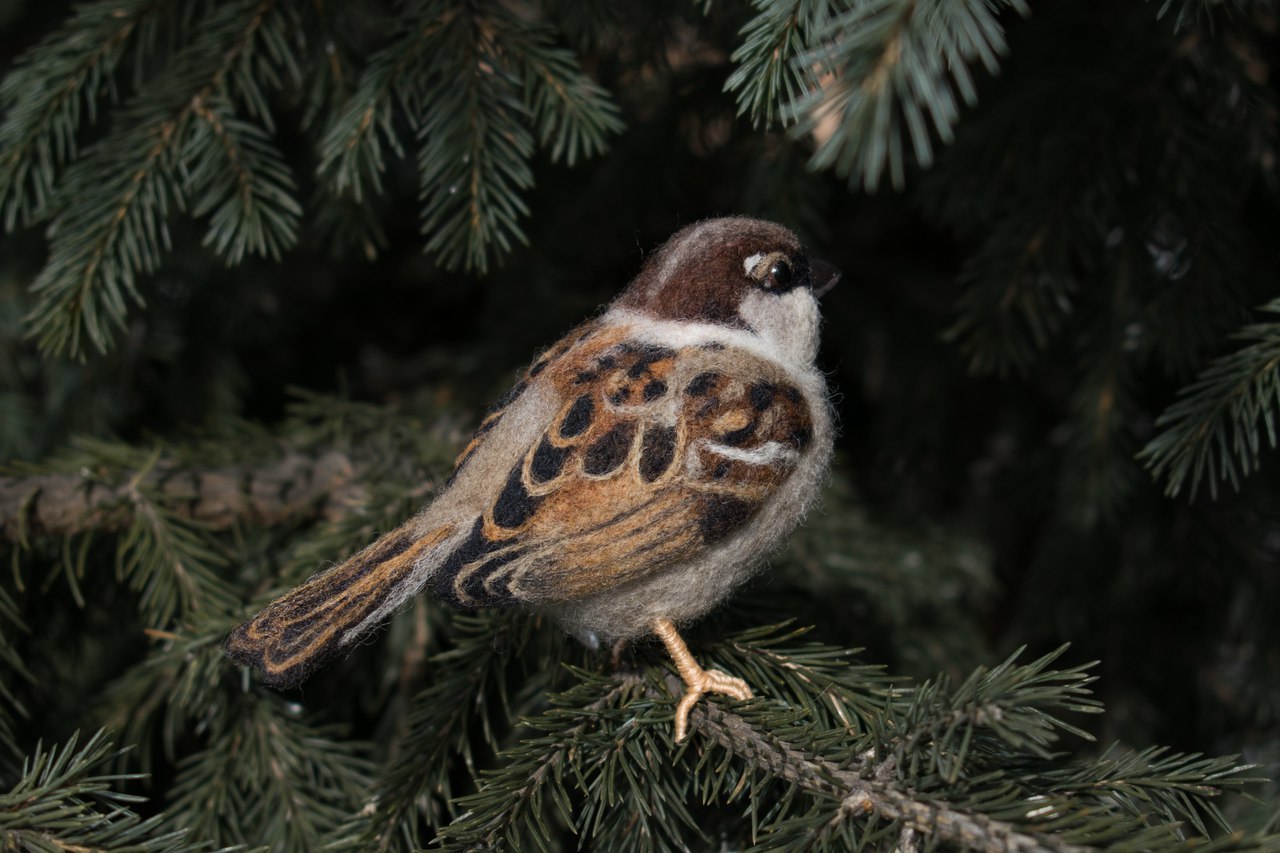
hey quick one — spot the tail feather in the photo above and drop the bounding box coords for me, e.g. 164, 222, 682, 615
225, 522, 456, 687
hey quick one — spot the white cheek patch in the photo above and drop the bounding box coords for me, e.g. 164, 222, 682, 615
743, 253, 765, 275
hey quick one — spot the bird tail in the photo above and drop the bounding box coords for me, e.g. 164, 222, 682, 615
225, 521, 457, 687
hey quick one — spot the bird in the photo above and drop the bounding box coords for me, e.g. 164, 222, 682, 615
225, 217, 837, 742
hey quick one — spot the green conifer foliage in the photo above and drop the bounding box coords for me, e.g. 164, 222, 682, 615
2, 1, 1279, 850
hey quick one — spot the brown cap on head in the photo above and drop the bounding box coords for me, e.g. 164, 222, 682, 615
618, 217, 818, 323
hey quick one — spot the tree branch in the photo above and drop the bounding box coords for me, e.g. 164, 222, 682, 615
0, 449, 367, 542
670, 676, 1093, 853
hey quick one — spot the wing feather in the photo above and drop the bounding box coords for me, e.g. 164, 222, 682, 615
434, 337, 816, 607
228, 326, 817, 685
226, 521, 456, 686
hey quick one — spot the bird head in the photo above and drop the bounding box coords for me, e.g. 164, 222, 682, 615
615, 217, 839, 366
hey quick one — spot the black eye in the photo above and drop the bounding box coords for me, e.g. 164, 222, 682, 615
766, 259, 793, 289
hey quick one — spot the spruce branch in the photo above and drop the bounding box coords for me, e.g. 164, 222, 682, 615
1, 391, 460, 630
414, 8, 535, 273
295, 0, 360, 130
115, 493, 239, 628
689, 658, 1264, 850
878, 646, 1100, 782
435, 622, 1223, 845
1139, 298, 1280, 499
308, 182, 391, 261
335, 610, 547, 851
713, 621, 898, 734
317, 0, 620, 273
0, 730, 191, 852
0, 0, 163, 230
185, 93, 302, 264
163, 694, 373, 851
298, 1, 386, 259
100, 618, 239, 773
314, 3, 439, 205
497, 15, 625, 167
22, 0, 294, 358
725, 0, 832, 130
0, 444, 360, 542
785, 0, 1030, 190
436, 670, 648, 851
690, 697, 1093, 853
4, 437, 270, 627
23, 97, 185, 359
3, 390, 460, 639
430, 622, 1268, 851
1042, 744, 1265, 840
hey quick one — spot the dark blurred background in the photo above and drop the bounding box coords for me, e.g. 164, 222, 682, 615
2, 0, 1278, 836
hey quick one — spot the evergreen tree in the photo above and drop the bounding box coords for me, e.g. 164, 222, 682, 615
2, 0, 1279, 849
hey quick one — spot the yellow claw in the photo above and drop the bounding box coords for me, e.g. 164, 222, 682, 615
652, 618, 753, 742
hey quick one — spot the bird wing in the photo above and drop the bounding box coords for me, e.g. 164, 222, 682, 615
432, 335, 816, 608
225, 327, 816, 686
225, 521, 459, 686
223, 321, 606, 686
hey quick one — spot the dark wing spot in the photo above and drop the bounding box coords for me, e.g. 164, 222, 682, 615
686, 373, 719, 396
623, 344, 673, 378
749, 382, 776, 411
713, 461, 730, 480
575, 370, 598, 384
434, 519, 492, 603
433, 519, 519, 608
721, 419, 758, 447
583, 421, 637, 476
560, 395, 594, 438
493, 466, 541, 528
643, 380, 667, 402
639, 425, 676, 482
698, 496, 754, 543
596, 355, 618, 370
530, 437, 569, 483
459, 551, 521, 606
609, 389, 628, 405
782, 385, 802, 404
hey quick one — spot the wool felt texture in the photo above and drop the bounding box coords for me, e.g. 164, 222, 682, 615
225, 217, 835, 688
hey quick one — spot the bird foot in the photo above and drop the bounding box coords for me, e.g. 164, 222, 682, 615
672, 667, 753, 742
652, 618, 753, 742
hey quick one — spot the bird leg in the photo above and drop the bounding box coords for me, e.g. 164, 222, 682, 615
652, 618, 752, 742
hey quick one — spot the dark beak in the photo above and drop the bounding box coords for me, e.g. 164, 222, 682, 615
809, 259, 841, 297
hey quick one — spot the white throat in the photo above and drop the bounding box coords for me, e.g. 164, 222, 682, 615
603, 288, 822, 375
737, 288, 821, 366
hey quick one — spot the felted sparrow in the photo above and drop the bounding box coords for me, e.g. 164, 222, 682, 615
226, 217, 837, 742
